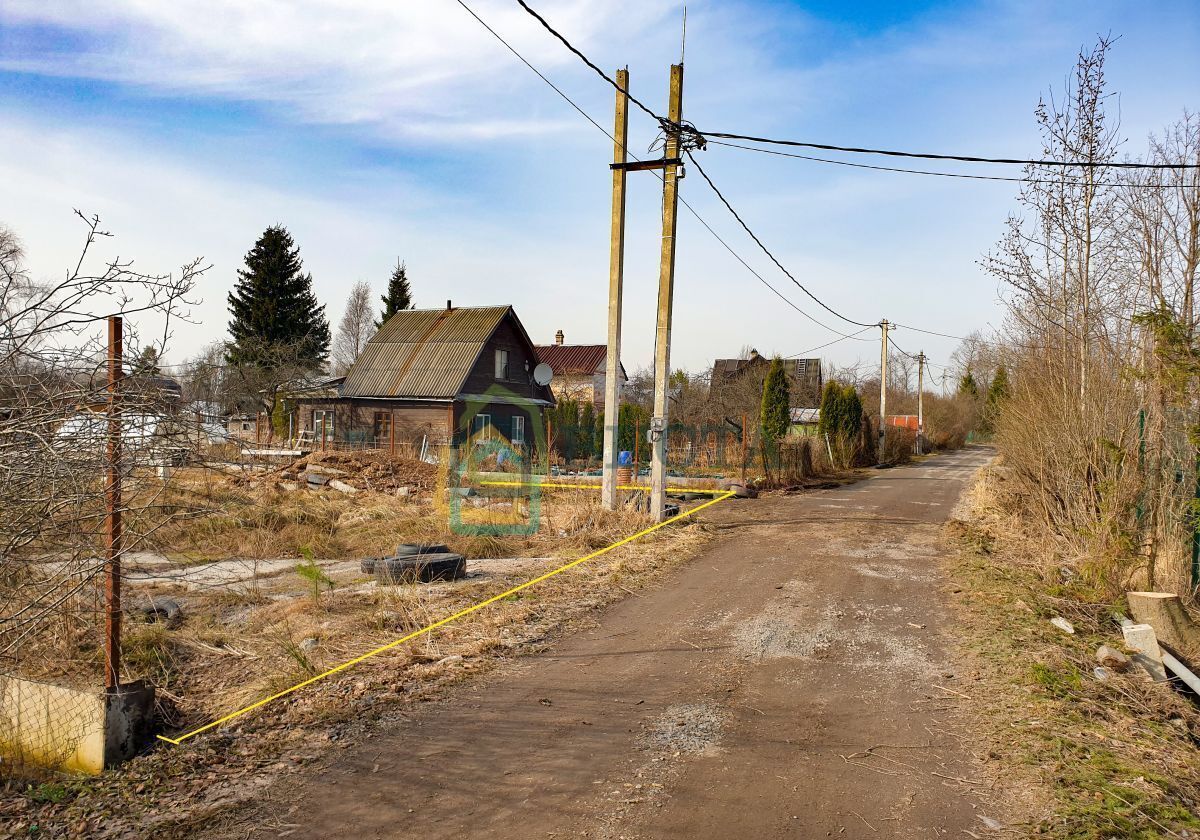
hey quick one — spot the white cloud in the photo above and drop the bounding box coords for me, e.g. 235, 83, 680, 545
0, 0, 677, 140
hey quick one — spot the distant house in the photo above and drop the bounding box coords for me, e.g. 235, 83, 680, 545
291, 303, 555, 450
534, 330, 626, 411
789, 407, 820, 437
709, 350, 823, 406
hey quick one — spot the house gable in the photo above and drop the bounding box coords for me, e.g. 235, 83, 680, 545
460, 309, 554, 405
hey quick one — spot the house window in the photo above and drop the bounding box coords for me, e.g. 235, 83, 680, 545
473, 413, 493, 441
494, 348, 510, 380
313, 409, 335, 442
511, 416, 525, 446
373, 411, 392, 444
241, 421, 253, 431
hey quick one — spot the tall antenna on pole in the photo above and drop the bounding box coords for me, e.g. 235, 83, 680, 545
680, 5, 687, 65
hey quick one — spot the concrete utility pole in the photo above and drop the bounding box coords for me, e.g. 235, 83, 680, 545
601, 68, 630, 511
877, 319, 889, 465
916, 351, 926, 455
105, 315, 123, 690
650, 63, 684, 522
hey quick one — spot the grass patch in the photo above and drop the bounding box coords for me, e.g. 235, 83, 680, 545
947, 466, 1200, 838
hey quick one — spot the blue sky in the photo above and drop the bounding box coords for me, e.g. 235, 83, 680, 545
1, 0, 1197, 377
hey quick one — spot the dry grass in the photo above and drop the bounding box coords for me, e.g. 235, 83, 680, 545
1, 466, 722, 835
947, 465, 1200, 838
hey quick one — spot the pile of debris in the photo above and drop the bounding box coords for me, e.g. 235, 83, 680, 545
267, 451, 439, 495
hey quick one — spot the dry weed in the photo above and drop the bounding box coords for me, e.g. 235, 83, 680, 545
947, 466, 1200, 838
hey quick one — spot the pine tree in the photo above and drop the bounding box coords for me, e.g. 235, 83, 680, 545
133, 346, 161, 376
377, 259, 414, 328
227, 225, 330, 369
760, 357, 791, 450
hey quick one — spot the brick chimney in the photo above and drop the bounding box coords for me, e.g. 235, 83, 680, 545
555, 329, 564, 346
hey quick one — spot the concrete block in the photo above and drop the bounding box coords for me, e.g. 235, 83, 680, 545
0, 676, 155, 775
1122, 623, 1169, 682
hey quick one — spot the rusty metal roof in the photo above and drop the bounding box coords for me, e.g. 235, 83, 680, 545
341, 306, 511, 398
534, 344, 626, 380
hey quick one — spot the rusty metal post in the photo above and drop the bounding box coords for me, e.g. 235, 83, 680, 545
105, 316, 123, 690
601, 67, 630, 511
319, 415, 326, 452
649, 64, 684, 522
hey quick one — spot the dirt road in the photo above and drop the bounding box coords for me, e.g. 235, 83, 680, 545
234, 447, 996, 839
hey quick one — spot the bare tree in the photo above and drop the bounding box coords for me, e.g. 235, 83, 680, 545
332, 280, 375, 375
0, 212, 204, 694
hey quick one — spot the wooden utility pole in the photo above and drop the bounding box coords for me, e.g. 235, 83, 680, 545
601, 68, 630, 511
650, 63, 684, 522
877, 319, 889, 465
916, 351, 926, 455
105, 316, 123, 690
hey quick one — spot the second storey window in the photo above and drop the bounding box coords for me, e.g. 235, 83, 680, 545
494, 348, 510, 380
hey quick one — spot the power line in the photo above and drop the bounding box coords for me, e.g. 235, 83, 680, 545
702, 131, 1200, 171
684, 149, 879, 329
788, 327, 875, 358
513, 0, 668, 132
707, 139, 1183, 189
512, 0, 1200, 172
456, 0, 872, 345
675, 194, 874, 342
453, 0, 612, 139
887, 334, 920, 362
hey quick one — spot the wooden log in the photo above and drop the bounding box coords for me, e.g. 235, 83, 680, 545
1126, 591, 1200, 666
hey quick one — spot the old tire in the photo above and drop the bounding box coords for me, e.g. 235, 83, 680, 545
360, 557, 379, 575
376, 553, 466, 585
140, 597, 183, 628
394, 543, 452, 557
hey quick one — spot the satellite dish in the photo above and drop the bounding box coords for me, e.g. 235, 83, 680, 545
533, 363, 554, 386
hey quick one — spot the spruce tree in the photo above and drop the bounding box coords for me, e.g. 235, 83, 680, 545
226, 225, 330, 369
378, 259, 414, 327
